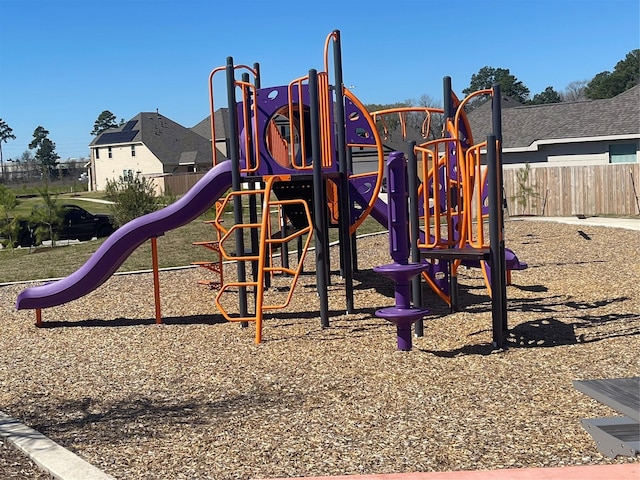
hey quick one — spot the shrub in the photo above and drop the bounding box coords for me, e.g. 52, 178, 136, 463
29, 188, 65, 246
105, 174, 161, 228
510, 163, 539, 214
0, 185, 19, 249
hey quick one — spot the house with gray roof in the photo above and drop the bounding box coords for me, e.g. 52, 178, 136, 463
191, 108, 231, 165
467, 85, 640, 168
191, 108, 229, 141
88, 111, 216, 191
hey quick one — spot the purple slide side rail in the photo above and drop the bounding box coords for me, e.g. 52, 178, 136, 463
16, 161, 233, 310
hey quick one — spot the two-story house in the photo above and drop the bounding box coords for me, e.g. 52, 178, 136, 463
87, 111, 217, 191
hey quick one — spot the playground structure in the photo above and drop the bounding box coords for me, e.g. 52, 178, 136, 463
15, 30, 526, 349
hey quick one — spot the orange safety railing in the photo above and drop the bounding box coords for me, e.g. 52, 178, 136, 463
236, 79, 261, 174
412, 87, 496, 247
371, 107, 444, 142
452, 88, 491, 147
266, 120, 290, 166
464, 140, 490, 249
409, 86, 500, 303
323, 30, 338, 73
286, 72, 334, 171
287, 75, 311, 170
414, 136, 465, 248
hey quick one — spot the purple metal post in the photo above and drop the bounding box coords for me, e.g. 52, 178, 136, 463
387, 152, 409, 263
374, 152, 429, 351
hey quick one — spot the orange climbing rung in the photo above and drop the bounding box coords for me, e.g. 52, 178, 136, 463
192, 240, 221, 252
197, 279, 222, 289
192, 240, 224, 289
191, 260, 222, 271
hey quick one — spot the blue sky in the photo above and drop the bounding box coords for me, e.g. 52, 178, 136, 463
0, 0, 638, 160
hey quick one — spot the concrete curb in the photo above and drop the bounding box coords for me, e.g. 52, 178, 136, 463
0, 411, 115, 480
265, 463, 640, 480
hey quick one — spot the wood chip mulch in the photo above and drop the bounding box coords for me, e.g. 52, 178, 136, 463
0, 219, 638, 479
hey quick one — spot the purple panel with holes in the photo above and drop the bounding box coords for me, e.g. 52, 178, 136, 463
237, 84, 338, 176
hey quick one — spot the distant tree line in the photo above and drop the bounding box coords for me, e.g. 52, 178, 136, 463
0, 121, 63, 184
0, 109, 126, 186
463, 49, 638, 106
365, 48, 639, 120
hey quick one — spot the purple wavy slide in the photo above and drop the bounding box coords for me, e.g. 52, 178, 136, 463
16, 160, 232, 310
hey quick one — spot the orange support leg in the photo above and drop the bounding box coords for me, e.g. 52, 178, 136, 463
151, 237, 162, 324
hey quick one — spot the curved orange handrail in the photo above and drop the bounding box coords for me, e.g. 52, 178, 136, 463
235, 80, 260, 174
209, 64, 259, 166
452, 88, 491, 148
287, 75, 311, 170
343, 87, 385, 234
323, 30, 338, 74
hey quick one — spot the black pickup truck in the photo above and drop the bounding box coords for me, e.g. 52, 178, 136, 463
0, 204, 114, 247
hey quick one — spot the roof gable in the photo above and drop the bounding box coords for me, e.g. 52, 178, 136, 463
191, 108, 229, 140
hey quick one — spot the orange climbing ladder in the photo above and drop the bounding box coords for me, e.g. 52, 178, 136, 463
191, 202, 227, 289
197, 175, 314, 343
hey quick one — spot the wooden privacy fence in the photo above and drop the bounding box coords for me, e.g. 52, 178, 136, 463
151, 172, 207, 197
503, 163, 640, 217
153, 163, 640, 218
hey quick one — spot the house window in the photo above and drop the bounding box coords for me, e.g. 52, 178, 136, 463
95, 148, 100, 159
108, 147, 113, 159
131, 145, 136, 157
123, 169, 134, 181
609, 143, 637, 164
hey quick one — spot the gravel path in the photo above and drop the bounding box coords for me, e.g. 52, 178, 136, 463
0, 219, 638, 479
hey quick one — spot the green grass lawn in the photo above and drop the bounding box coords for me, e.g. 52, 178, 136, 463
0, 216, 213, 283
0, 213, 386, 284
1, 178, 389, 284
7, 190, 113, 218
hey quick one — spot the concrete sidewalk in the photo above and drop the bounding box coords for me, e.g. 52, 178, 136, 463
511, 216, 640, 231
70, 197, 115, 205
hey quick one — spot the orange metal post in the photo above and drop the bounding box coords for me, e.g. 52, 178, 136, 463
35, 308, 42, 327
151, 237, 162, 324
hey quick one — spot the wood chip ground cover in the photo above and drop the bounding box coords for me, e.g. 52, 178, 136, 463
0, 219, 638, 479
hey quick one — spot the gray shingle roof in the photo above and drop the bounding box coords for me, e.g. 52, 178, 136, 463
467, 85, 640, 149
191, 108, 230, 140
90, 112, 213, 167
